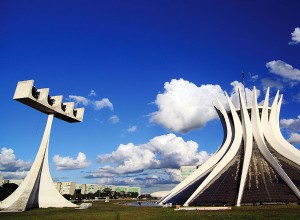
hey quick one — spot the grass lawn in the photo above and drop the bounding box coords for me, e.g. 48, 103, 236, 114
1, 200, 300, 220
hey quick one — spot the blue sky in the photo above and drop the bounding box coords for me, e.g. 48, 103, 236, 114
1, 0, 300, 193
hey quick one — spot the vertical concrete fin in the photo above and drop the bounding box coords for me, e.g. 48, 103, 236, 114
268, 92, 300, 163
159, 98, 233, 205
254, 92, 300, 199
38, 141, 77, 208
0, 115, 54, 211
183, 92, 243, 206
236, 88, 253, 206
261, 90, 300, 165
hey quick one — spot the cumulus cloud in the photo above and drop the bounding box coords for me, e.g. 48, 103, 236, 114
96, 133, 210, 175
0, 171, 28, 180
88, 90, 97, 97
250, 74, 259, 82
289, 27, 300, 45
165, 168, 181, 182
293, 92, 300, 103
280, 116, 300, 133
109, 115, 120, 124
149, 79, 227, 133
261, 78, 284, 90
69, 95, 90, 106
69, 94, 114, 111
53, 152, 91, 170
127, 126, 137, 133
266, 60, 300, 82
86, 168, 182, 189
0, 148, 31, 172
94, 98, 113, 110
287, 133, 300, 144
150, 78, 259, 133
228, 81, 260, 109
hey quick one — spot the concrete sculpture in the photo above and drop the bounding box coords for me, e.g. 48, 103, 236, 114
159, 87, 300, 206
0, 80, 84, 212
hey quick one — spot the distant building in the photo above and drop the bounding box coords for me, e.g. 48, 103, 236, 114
1, 177, 142, 197
6, 179, 23, 186
0, 177, 25, 186
180, 166, 198, 181
103, 185, 116, 192
0, 176, 4, 186
150, 191, 170, 199
115, 186, 127, 193
113, 186, 141, 196
98, 185, 141, 196
54, 182, 62, 192
127, 187, 141, 196
81, 184, 98, 194
59, 182, 76, 195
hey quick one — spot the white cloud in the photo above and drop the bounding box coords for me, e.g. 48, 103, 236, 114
69, 95, 90, 106
88, 170, 180, 189
127, 126, 137, 133
266, 60, 300, 81
53, 152, 91, 170
150, 78, 259, 133
69, 94, 114, 112
0, 148, 31, 172
228, 81, 260, 109
250, 74, 259, 82
165, 168, 181, 182
94, 98, 113, 110
0, 171, 28, 180
88, 90, 97, 97
289, 27, 300, 45
150, 79, 226, 133
287, 133, 300, 144
109, 115, 120, 124
293, 92, 300, 103
261, 78, 284, 90
96, 133, 210, 175
280, 116, 300, 132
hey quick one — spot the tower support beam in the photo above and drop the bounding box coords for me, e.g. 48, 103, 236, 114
0, 115, 77, 212
1, 80, 84, 212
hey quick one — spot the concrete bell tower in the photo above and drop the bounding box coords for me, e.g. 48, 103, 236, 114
0, 80, 84, 212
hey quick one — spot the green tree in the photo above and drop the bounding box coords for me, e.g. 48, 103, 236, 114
0, 183, 18, 201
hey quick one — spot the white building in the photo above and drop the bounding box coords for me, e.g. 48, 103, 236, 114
81, 184, 98, 194
180, 166, 198, 181
60, 182, 76, 195
160, 88, 300, 207
0, 176, 4, 186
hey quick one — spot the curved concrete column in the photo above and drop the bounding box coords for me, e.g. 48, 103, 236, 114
269, 93, 300, 160
39, 143, 77, 208
253, 90, 300, 199
0, 115, 77, 211
261, 89, 300, 166
183, 93, 243, 206
0, 115, 54, 211
159, 98, 233, 205
236, 88, 253, 206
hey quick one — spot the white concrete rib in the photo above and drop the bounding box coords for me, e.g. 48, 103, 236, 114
183, 92, 243, 206
269, 93, 300, 160
236, 88, 253, 206
261, 89, 300, 166
39, 137, 77, 208
0, 115, 77, 211
0, 115, 54, 211
255, 89, 300, 199
159, 98, 233, 205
